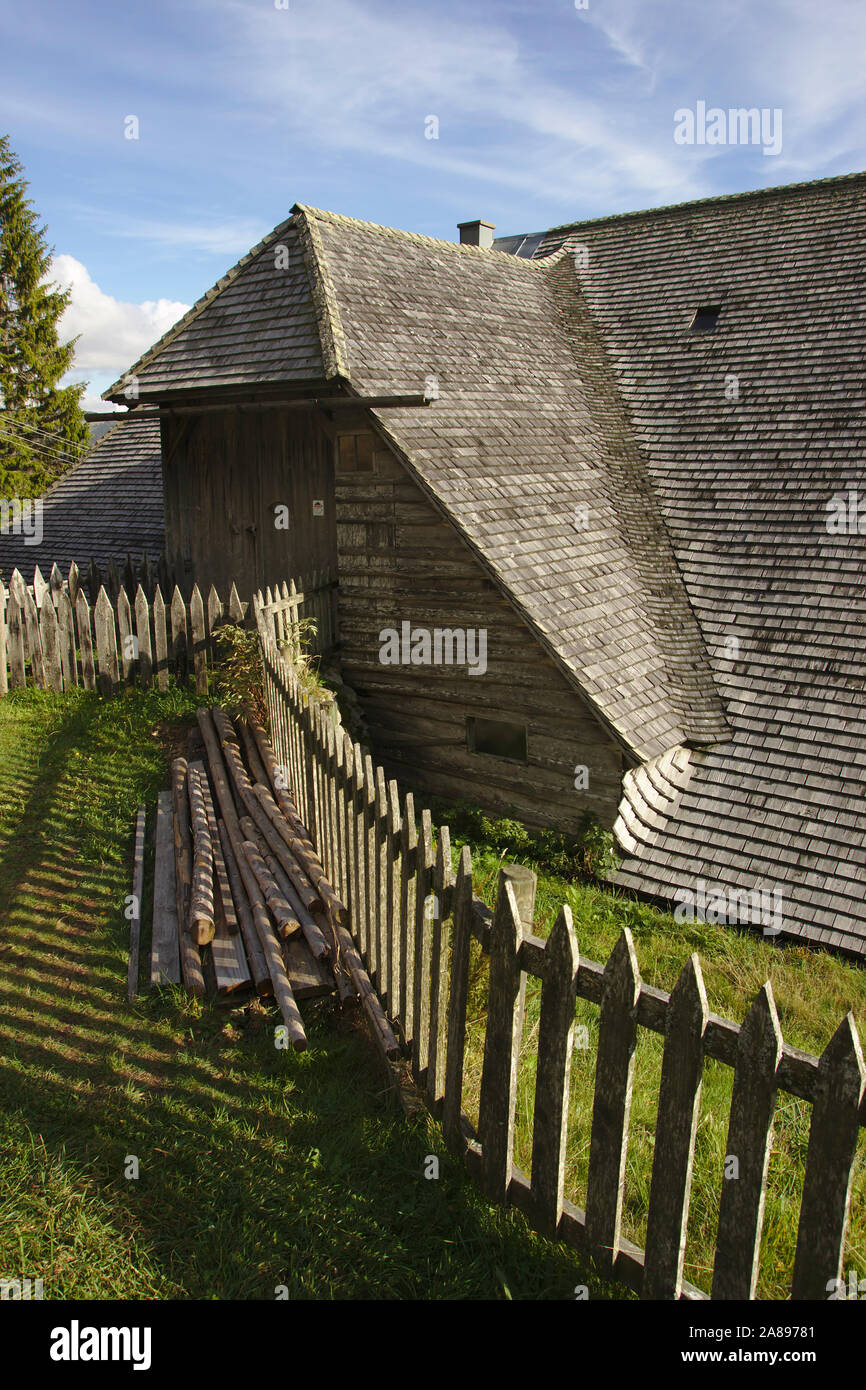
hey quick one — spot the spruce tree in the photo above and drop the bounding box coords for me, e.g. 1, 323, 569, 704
0, 133, 88, 499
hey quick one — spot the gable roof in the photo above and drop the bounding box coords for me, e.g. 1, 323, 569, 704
102, 171, 866, 952
107, 203, 728, 762
0, 408, 164, 580
105, 221, 327, 399
505, 171, 865, 953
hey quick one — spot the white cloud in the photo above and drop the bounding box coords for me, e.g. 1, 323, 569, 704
49, 255, 190, 381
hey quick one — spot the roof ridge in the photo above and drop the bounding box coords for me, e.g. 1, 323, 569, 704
291, 207, 350, 381
102, 218, 295, 400
531, 168, 866, 242
293, 202, 543, 261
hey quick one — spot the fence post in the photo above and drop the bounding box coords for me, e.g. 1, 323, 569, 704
791, 1013, 865, 1300
0, 579, 8, 696
478, 868, 532, 1204
443, 844, 474, 1153
642, 953, 709, 1299
427, 825, 453, 1113
711, 983, 783, 1299
531, 903, 579, 1237
585, 928, 641, 1276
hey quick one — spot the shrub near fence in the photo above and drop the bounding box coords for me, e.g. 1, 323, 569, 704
255, 584, 866, 1302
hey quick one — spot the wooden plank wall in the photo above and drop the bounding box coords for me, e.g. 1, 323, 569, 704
257, 614, 866, 1303
334, 430, 625, 832
160, 407, 338, 598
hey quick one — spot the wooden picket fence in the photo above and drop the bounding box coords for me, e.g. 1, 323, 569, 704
0, 564, 247, 697
255, 568, 338, 661
255, 586, 866, 1302
0, 562, 337, 698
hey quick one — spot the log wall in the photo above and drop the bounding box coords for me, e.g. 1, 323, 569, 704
335, 431, 625, 831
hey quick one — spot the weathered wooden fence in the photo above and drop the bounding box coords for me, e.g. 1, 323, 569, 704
255, 569, 338, 662
0, 565, 247, 697
0, 563, 337, 698
255, 589, 866, 1302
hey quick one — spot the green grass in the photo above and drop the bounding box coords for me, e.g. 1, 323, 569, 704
421, 798, 866, 1300
0, 686, 623, 1300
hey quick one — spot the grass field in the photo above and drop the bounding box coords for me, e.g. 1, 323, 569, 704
425, 803, 866, 1299
0, 687, 622, 1300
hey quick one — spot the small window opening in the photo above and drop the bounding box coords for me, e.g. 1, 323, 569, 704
337, 433, 375, 472
690, 304, 721, 333
467, 716, 527, 763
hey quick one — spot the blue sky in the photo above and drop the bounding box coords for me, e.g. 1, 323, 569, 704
2, 0, 863, 407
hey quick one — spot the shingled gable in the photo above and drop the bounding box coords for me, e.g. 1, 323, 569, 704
0, 407, 163, 579
496, 172, 866, 953
105, 203, 727, 763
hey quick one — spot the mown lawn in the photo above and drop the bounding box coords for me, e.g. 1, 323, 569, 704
0, 687, 622, 1301
427, 806, 866, 1300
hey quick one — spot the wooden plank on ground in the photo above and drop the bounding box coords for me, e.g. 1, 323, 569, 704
127, 805, 146, 1000
284, 936, 335, 1000
150, 791, 180, 986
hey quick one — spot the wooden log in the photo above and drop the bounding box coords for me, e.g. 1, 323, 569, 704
711, 984, 783, 1300
643, 954, 709, 1299
150, 791, 180, 986
172, 757, 205, 997
239, 718, 269, 789
585, 929, 641, 1274
212, 706, 239, 747
241, 840, 302, 938
443, 845, 474, 1154
232, 837, 306, 1049
190, 760, 238, 936
284, 935, 335, 1001
217, 820, 271, 996
478, 874, 528, 1204
334, 920, 399, 1059
127, 805, 146, 1001
256, 841, 330, 959
196, 707, 243, 837
210, 905, 251, 994
186, 766, 216, 944
791, 1013, 865, 1300
249, 783, 342, 921
237, 796, 323, 916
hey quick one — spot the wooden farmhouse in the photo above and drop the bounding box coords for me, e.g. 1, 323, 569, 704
99, 172, 864, 955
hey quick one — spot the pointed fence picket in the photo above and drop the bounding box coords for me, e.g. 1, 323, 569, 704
255, 580, 866, 1303
0, 562, 253, 697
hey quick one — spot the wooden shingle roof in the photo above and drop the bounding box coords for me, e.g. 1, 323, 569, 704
0, 408, 164, 580
517, 172, 865, 952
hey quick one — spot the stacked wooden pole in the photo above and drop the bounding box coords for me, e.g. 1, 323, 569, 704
197, 704, 396, 1059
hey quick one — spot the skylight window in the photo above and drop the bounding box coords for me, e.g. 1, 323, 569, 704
690, 304, 721, 333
